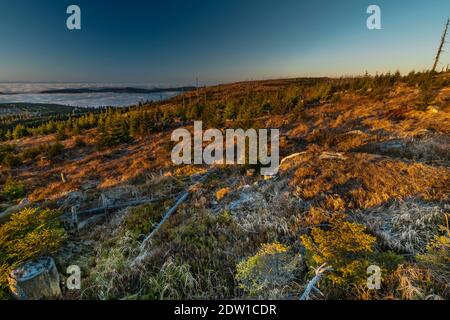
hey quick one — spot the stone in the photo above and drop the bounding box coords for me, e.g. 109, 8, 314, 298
379, 140, 406, 151
227, 188, 266, 212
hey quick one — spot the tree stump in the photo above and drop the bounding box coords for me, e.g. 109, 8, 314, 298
8, 256, 61, 300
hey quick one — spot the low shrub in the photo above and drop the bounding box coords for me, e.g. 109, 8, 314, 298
0, 207, 65, 299
2, 177, 25, 200
1, 153, 22, 168
236, 243, 301, 298
74, 137, 87, 147
46, 143, 64, 158
21, 146, 42, 161
121, 203, 164, 240
416, 219, 449, 272
300, 216, 376, 288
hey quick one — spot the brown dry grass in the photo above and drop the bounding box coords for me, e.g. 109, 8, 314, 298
285, 152, 448, 210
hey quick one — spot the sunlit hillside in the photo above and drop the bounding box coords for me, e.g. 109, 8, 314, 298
1, 71, 449, 300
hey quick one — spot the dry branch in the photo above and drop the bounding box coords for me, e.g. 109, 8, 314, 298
300, 263, 332, 300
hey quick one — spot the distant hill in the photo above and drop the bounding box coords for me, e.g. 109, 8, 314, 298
0, 103, 101, 130
40, 86, 197, 94
0, 102, 76, 114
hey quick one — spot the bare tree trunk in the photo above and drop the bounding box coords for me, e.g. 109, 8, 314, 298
432, 19, 449, 73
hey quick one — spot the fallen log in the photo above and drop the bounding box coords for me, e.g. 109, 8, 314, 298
133, 169, 215, 265
61, 196, 170, 223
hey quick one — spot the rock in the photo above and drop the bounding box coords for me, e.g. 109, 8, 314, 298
58, 191, 85, 210
379, 140, 406, 151
227, 188, 266, 212
80, 181, 98, 191
8, 256, 61, 300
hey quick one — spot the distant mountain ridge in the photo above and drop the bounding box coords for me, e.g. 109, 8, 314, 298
40, 86, 197, 94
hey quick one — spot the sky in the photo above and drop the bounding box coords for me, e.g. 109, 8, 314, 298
0, 0, 449, 85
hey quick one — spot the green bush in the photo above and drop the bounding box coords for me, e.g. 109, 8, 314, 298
121, 203, 164, 240
21, 146, 42, 161
236, 243, 300, 298
2, 153, 22, 168
300, 216, 376, 288
12, 125, 28, 140
46, 143, 64, 158
0, 207, 65, 299
416, 222, 449, 272
309, 82, 333, 102
74, 137, 86, 147
2, 177, 25, 200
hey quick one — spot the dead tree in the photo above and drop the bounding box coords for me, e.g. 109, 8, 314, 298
431, 19, 449, 73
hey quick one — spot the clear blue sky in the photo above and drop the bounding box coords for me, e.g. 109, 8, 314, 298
0, 0, 449, 84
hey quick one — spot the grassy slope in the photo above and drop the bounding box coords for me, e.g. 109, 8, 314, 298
0, 77, 449, 300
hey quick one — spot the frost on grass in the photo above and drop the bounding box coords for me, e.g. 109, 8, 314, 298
356, 199, 447, 254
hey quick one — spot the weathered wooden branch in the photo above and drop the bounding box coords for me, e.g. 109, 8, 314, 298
68, 197, 170, 218
61, 197, 172, 232
300, 263, 332, 300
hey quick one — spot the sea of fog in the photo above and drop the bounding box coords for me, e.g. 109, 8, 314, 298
0, 83, 179, 108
